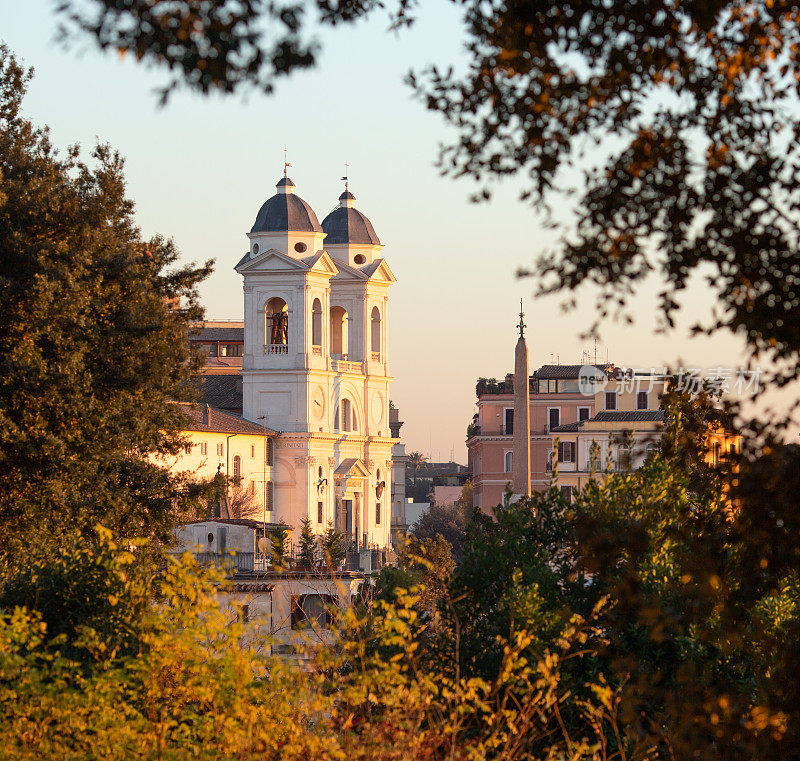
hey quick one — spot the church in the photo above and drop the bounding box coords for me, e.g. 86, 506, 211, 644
174, 171, 398, 552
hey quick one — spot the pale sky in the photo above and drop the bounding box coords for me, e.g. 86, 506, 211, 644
3, 0, 794, 461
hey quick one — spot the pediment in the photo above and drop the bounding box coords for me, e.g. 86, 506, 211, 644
362, 258, 396, 284
302, 250, 340, 276
330, 258, 368, 281
333, 458, 371, 478
234, 248, 310, 274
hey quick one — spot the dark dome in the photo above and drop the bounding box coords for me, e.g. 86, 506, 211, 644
322, 206, 381, 245
250, 177, 322, 234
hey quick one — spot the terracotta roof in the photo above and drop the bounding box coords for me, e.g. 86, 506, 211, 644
184, 518, 287, 530
592, 410, 665, 423
534, 364, 612, 380
198, 375, 243, 412
178, 403, 277, 436
550, 421, 582, 433
551, 410, 665, 433
191, 327, 244, 342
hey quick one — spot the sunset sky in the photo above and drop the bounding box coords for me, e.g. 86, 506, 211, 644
3, 0, 789, 461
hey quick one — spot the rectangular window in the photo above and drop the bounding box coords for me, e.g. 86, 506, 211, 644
216, 442, 224, 456
605, 392, 617, 410
375, 503, 381, 525
558, 441, 575, 463
560, 486, 573, 503
504, 408, 514, 435
184, 444, 192, 454
317, 501, 323, 524
548, 408, 560, 432
266, 481, 274, 512
241, 603, 250, 623
636, 391, 648, 410
251, 444, 256, 458
200, 441, 208, 456
578, 407, 590, 422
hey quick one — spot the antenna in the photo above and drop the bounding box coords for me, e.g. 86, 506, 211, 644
594, 337, 597, 365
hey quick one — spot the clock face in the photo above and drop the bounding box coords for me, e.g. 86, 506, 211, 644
312, 387, 326, 420
371, 392, 384, 425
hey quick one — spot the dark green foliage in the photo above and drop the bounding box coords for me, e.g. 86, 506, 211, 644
297, 516, 317, 569
0, 46, 212, 563
0, 528, 150, 660
450, 489, 595, 682
321, 521, 346, 568
269, 519, 290, 566
412, 481, 473, 560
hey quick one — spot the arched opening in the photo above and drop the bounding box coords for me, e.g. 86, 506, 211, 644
266, 297, 288, 349
504, 451, 513, 473
318, 465, 323, 479
312, 298, 322, 347
330, 306, 348, 358
371, 306, 381, 358
342, 399, 352, 432
233, 455, 242, 486
333, 405, 340, 432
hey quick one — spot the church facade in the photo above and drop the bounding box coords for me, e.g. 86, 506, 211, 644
234, 174, 397, 550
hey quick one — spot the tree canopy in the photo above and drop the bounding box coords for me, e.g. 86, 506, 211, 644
0, 46, 212, 562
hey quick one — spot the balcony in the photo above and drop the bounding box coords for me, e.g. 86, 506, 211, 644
371, 351, 381, 361
312, 346, 322, 356
266, 344, 288, 355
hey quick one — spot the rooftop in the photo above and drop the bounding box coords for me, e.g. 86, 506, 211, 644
178, 403, 277, 436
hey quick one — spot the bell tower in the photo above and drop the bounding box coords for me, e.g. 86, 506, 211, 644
235, 172, 397, 550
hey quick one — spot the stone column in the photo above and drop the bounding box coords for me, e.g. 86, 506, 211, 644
512, 334, 531, 498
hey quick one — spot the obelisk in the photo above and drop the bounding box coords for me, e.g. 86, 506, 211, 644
512, 301, 531, 499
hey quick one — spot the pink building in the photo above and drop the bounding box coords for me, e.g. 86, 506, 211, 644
467, 365, 607, 511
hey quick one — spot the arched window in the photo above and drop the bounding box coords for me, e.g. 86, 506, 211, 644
312, 298, 322, 347
376, 468, 381, 481
504, 451, 513, 473
233, 455, 242, 486
342, 399, 352, 432
318, 465, 323, 480
266, 297, 288, 348
330, 306, 348, 358
371, 306, 381, 357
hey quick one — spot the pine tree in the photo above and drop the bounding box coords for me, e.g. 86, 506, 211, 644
297, 516, 317, 570
321, 521, 346, 569
0, 46, 213, 562
268, 519, 289, 567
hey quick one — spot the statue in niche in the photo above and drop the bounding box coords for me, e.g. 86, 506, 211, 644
270, 310, 288, 344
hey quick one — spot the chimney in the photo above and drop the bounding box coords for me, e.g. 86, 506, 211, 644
204, 403, 211, 426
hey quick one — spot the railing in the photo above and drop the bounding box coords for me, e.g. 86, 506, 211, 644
266, 344, 288, 355
312, 346, 322, 356
192, 551, 265, 573
371, 351, 380, 361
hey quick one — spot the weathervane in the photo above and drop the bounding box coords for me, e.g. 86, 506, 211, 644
283, 145, 291, 177
340, 160, 349, 192
517, 298, 526, 338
